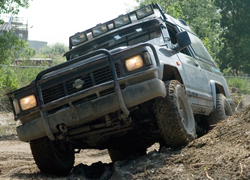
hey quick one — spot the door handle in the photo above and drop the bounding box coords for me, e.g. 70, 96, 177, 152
194, 61, 199, 67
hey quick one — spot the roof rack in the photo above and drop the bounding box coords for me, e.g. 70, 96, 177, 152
69, 3, 167, 49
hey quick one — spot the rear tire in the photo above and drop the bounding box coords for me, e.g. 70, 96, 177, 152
207, 93, 233, 127
154, 80, 196, 147
30, 137, 75, 176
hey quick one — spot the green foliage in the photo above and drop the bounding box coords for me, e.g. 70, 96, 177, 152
0, 66, 44, 95
136, 0, 222, 60
0, 66, 18, 92
0, 43, 68, 94
52, 54, 67, 65
215, 0, 250, 74
39, 43, 68, 57
39, 43, 68, 65
222, 67, 232, 76
19, 46, 36, 60
0, 31, 27, 64
226, 77, 250, 95
0, 0, 29, 15
136, 1, 250, 74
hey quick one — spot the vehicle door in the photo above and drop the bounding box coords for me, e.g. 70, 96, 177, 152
166, 23, 213, 114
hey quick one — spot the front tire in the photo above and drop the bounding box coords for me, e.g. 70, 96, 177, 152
30, 137, 75, 176
154, 80, 196, 147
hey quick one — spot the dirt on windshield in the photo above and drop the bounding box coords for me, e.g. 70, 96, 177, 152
0, 94, 250, 180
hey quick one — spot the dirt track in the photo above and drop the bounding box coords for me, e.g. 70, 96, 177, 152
0, 134, 162, 180
0, 95, 250, 179
0, 135, 113, 180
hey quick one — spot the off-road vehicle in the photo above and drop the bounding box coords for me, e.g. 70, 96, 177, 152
8, 3, 234, 175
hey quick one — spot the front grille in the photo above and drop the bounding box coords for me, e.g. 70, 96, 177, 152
42, 63, 121, 104
93, 64, 120, 85
43, 84, 64, 103
93, 67, 113, 85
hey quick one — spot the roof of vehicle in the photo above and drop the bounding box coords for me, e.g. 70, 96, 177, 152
64, 3, 194, 58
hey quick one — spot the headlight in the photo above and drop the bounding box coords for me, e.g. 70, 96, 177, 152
125, 55, 144, 71
20, 95, 37, 111
13, 99, 21, 114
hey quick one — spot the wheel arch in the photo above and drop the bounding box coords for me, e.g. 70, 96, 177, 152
210, 80, 226, 111
162, 65, 184, 84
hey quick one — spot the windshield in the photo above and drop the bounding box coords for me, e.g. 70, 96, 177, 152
71, 20, 163, 58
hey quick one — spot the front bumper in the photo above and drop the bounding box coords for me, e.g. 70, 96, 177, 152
17, 78, 166, 142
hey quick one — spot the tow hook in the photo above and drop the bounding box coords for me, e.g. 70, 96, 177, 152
57, 124, 68, 140
58, 124, 68, 133
119, 112, 132, 124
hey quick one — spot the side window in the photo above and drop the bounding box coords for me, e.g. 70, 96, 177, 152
166, 24, 191, 56
187, 32, 213, 62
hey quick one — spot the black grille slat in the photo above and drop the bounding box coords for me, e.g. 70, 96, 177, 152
115, 63, 121, 77
93, 67, 113, 84
42, 84, 65, 104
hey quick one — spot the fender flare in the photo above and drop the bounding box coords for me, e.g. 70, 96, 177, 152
209, 80, 226, 111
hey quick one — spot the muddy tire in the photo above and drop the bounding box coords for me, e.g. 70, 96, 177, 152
30, 137, 75, 176
108, 146, 146, 162
207, 93, 233, 126
154, 80, 196, 147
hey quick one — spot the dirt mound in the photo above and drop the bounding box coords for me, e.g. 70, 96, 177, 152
109, 107, 250, 179
230, 87, 241, 94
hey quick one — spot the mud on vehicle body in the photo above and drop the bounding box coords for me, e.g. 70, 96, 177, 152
8, 3, 234, 175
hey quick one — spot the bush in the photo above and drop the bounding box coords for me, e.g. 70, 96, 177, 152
0, 66, 44, 97
226, 76, 250, 94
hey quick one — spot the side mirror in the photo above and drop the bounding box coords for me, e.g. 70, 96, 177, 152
173, 31, 191, 52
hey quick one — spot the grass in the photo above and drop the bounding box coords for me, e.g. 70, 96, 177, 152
226, 76, 250, 94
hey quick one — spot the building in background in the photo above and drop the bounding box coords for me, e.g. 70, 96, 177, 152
0, 16, 28, 41
0, 16, 47, 51
0, 16, 13, 34
11, 16, 28, 41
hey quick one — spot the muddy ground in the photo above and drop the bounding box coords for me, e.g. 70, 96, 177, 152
0, 95, 250, 180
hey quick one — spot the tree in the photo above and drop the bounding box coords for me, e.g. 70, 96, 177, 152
19, 45, 36, 60
38, 43, 68, 65
0, 0, 31, 64
0, 31, 26, 64
0, 0, 29, 14
0, 0, 29, 24
135, 0, 222, 60
39, 43, 68, 57
214, 0, 250, 75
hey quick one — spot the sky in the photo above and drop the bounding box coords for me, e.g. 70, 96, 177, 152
16, 0, 139, 46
